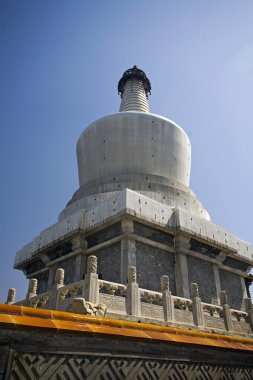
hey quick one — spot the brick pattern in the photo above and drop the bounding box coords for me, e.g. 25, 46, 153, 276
96, 243, 121, 282
56, 256, 76, 285
34, 270, 49, 294
187, 256, 216, 303
219, 270, 243, 310
9, 352, 253, 380
136, 242, 176, 293
86, 223, 122, 248
133, 221, 174, 246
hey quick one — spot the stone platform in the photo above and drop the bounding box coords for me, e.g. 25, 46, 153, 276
0, 304, 253, 379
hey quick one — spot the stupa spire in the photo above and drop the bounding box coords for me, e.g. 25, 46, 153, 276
118, 65, 151, 113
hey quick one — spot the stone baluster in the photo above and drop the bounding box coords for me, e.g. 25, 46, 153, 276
244, 297, 253, 332
161, 275, 174, 322
127, 266, 140, 317
26, 279, 38, 300
55, 268, 65, 288
190, 283, 204, 327
220, 290, 233, 331
51, 268, 65, 310
6, 288, 16, 305
83, 255, 99, 303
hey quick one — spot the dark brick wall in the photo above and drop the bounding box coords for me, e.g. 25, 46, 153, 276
219, 270, 243, 309
135, 242, 176, 293
134, 222, 174, 246
87, 223, 122, 248
223, 257, 249, 272
96, 243, 121, 283
35, 270, 49, 294
187, 256, 216, 303
57, 257, 76, 285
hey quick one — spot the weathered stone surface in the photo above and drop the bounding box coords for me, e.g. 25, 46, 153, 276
1, 329, 253, 380
87, 255, 97, 274
26, 278, 38, 298
6, 288, 16, 304
71, 297, 107, 316
54, 268, 64, 286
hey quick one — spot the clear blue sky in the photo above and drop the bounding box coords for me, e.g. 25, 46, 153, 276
1, 1, 253, 302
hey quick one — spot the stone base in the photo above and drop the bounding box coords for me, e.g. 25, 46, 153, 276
1, 329, 253, 380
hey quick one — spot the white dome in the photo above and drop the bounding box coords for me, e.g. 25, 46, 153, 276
77, 112, 191, 189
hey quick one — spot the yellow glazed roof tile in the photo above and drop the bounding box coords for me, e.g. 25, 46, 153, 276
0, 304, 253, 352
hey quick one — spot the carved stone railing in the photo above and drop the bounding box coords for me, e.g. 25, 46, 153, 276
230, 309, 248, 322
59, 281, 83, 301
28, 291, 51, 309
202, 302, 222, 317
139, 289, 162, 305
173, 296, 192, 311
98, 280, 127, 314
9, 255, 253, 337
98, 280, 127, 296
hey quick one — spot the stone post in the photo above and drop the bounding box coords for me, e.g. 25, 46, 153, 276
26, 279, 38, 300
83, 255, 99, 304
161, 275, 174, 322
220, 291, 233, 331
244, 298, 253, 332
6, 288, 16, 305
190, 283, 204, 327
127, 266, 140, 317
52, 268, 65, 310
55, 268, 65, 288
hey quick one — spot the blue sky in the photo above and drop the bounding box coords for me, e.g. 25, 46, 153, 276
1, 1, 253, 301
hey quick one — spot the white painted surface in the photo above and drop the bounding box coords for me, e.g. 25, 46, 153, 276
14, 189, 253, 267
119, 78, 149, 112
77, 112, 191, 188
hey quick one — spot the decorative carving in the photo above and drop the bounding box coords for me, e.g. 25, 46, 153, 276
59, 288, 69, 301
128, 266, 136, 283
9, 353, 253, 380
220, 291, 228, 305
27, 278, 38, 299
161, 275, 169, 291
40, 295, 50, 306
6, 288, 16, 304
55, 268, 64, 286
71, 297, 107, 317
118, 65, 151, 98
87, 255, 97, 274
191, 283, 199, 298
31, 298, 39, 308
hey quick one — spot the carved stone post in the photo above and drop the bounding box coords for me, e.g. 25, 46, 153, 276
6, 288, 16, 305
83, 255, 99, 304
55, 268, 65, 288
220, 290, 233, 331
190, 283, 204, 327
26, 279, 38, 300
244, 297, 253, 332
161, 275, 174, 322
52, 268, 65, 310
127, 266, 140, 317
